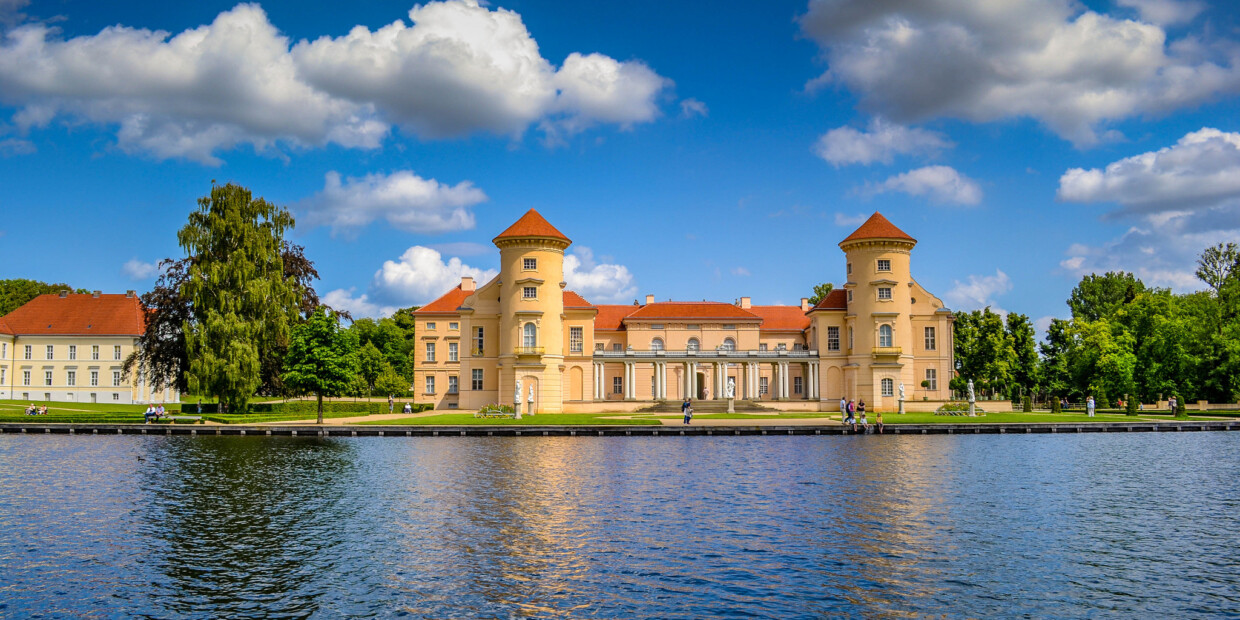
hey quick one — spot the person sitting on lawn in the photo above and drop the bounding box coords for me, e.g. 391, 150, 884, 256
144, 405, 158, 424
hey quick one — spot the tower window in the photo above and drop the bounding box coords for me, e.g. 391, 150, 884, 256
523, 258, 537, 270
877, 259, 891, 272
523, 323, 537, 347
878, 287, 892, 300
523, 286, 537, 299
879, 325, 893, 347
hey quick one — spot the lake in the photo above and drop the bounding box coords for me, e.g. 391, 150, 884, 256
1, 433, 1237, 618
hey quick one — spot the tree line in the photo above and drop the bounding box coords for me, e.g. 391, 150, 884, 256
952, 245, 1240, 406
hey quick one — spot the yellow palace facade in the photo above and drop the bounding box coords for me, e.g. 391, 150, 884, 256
412, 210, 954, 413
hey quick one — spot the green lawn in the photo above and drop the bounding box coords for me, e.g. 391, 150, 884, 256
878, 411, 1216, 424
0, 399, 178, 414
644, 413, 840, 420
353, 413, 658, 426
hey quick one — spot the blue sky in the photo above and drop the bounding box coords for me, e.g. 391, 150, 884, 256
3, 0, 1240, 336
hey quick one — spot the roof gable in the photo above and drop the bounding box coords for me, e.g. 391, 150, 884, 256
493, 209, 570, 243
812, 289, 848, 311
749, 305, 811, 332
413, 285, 471, 315
0, 293, 144, 336
563, 290, 594, 308
840, 212, 915, 245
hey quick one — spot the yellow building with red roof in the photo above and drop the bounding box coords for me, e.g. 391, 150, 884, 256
0, 291, 179, 404
412, 210, 954, 412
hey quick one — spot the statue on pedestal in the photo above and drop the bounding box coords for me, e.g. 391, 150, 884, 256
528, 383, 535, 416
898, 381, 906, 414
967, 379, 976, 416
514, 379, 523, 419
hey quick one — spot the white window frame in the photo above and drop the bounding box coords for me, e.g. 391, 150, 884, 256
471, 369, 483, 390
449, 322, 459, 330
425, 342, 436, 362
924, 327, 937, 351
523, 258, 537, 270
45, 370, 53, 386
24, 345, 32, 360
46, 345, 54, 360
794, 376, 803, 394
570, 327, 584, 353
827, 326, 840, 351
612, 343, 622, 351
426, 322, 436, 330
114, 345, 122, 360
650, 337, 664, 352
877, 259, 891, 272
448, 342, 458, 362
848, 327, 854, 350
448, 375, 459, 394
759, 343, 767, 352
113, 371, 122, 387
879, 325, 893, 348
90, 371, 98, 386
0, 368, 5, 385
878, 287, 892, 301
68, 345, 76, 360
523, 323, 537, 348
91, 345, 99, 360
475, 327, 485, 356
112, 393, 119, 401
881, 378, 894, 397
523, 286, 538, 299
613, 376, 623, 394
759, 377, 769, 396
925, 368, 938, 390
722, 338, 736, 351
67, 370, 76, 386
23, 370, 31, 386
424, 376, 435, 394
686, 338, 700, 352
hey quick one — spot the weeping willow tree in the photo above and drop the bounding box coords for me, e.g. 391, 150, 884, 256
179, 183, 301, 413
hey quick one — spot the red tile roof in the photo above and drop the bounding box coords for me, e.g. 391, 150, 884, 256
594, 305, 638, 330
562, 290, 594, 308
749, 305, 811, 332
413, 285, 471, 315
0, 293, 145, 336
812, 289, 848, 311
493, 209, 570, 244
0, 316, 12, 335
625, 302, 761, 322
840, 212, 915, 245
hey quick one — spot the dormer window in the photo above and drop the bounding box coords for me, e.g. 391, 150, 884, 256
877, 259, 891, 272
523, 258, 537, 270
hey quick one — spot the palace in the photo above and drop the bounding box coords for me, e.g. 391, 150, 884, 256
412, 210, 954, 413
0, 291, 178, 404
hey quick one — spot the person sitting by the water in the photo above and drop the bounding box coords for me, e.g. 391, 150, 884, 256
156, 403, 166, 419
875, 410, 884, 435
858, 400, 869, 432
144, 405, 157, 424
39, 405, 48, 415
846, 400, 856, 431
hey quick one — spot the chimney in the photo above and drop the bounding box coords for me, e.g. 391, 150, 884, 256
92, 290, 101, 298
59, 290, 69, 298
739, 296, 751, 309
461, 276, 475, 292
125, 290, 136, 298
801, 298, 810, 312
645, 294, 654, 305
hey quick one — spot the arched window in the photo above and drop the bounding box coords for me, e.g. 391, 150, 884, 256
686, 338, 700, 352
881, 378, 894, 397
523, 322, 537, 348
722, 338, 736, 351
651, 338, 664, 351
879, 325, 893, 347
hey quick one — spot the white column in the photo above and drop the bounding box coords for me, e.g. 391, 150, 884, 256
784, 362, 792, 399
660, 363, 668, 399
684, 362, 692, 399
690, 362, 698, 398
714, 362, 723, 399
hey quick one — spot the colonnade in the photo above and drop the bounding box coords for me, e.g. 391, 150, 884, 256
591, 359, 821, 401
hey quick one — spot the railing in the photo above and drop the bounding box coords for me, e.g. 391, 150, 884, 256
593, 349, 819, 359
472, 348, 485, 356
872, 346, 902, 356
514, 346, 544, 355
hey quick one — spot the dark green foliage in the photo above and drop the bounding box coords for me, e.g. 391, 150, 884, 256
952, 308, 1017, 398
283, 307, 358, 423
1051, 398, 1062, 413
1022, 395, 1032, 412
0, 279, 79, 316
1173, 394, 1188, 418
1126, 397, 1138, 416
1068, 271, 1146, 322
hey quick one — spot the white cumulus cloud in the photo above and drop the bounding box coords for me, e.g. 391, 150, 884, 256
1115, 0, 1204, 26
297, 170, 486, 236
0, 1, 671, 164
945, 269, 1012, 312
871, 165, 982, 205
564, 246, 637, 303
122, 258, 159, 280
323, 288, 398, 319
814, 118, 952, 166
799, 0, 1240, 145
373, 246, 497, 306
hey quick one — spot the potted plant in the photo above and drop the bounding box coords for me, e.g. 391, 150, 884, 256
920, 379, 930, 400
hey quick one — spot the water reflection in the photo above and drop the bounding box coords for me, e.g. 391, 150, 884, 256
0, 433, 1238, 618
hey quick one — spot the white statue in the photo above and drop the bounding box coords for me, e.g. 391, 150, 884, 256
967, 379, 975, 403
514, 379, 522, 415
898, 382, 905, 400
726, 378, 735, 400
528, 383, 534, 403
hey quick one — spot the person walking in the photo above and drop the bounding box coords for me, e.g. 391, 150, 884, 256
846, 399, 856, 431
839, 396, 847, 421
1169, 395, 1177, 416
682, 398, 693, 425
388, 395, 394, 414
1086, 395, 1095, 417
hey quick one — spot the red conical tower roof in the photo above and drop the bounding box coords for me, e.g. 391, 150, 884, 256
493, 209, 571, 245
839, 212, 915, 246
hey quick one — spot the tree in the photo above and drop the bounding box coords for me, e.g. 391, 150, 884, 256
808, 283, 834, 306
1006, 312, 1040, 397
357, 341, 385, 394
180, 183, 302, 413
374, 363, 411, 399
0, 279, 79, 316
1195, 242, 1239, 295
1040, 318, 1073, 399
1067, 271, 1146, 322
953, 308, 1014, 398
282, 307, 358, 423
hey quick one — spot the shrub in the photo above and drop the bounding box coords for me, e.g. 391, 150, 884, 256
1022, 395, 1033, 412
1126, 398, 1138, 416
1051, 398, 1062, 413
1173, 394, 1188, 418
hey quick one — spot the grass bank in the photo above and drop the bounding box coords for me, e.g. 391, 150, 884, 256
354, 413, 658, 426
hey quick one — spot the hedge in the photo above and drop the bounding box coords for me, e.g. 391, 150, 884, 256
190, 401, 433, 415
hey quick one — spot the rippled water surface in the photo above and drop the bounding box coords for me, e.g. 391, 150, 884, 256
1, 433, 1238, 618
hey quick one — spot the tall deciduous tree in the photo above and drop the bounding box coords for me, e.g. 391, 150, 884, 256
282, 307, 358, 423
1006, 312, 1040, 396
0, 279, 80, 316
180, 183, 301, 413
374, 363, 411, 399
1195, 242, 1239, 295
1067, 271, 1146, 322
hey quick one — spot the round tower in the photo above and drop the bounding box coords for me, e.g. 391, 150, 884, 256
838, 212, 917, 410
492, 209, 571, 413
